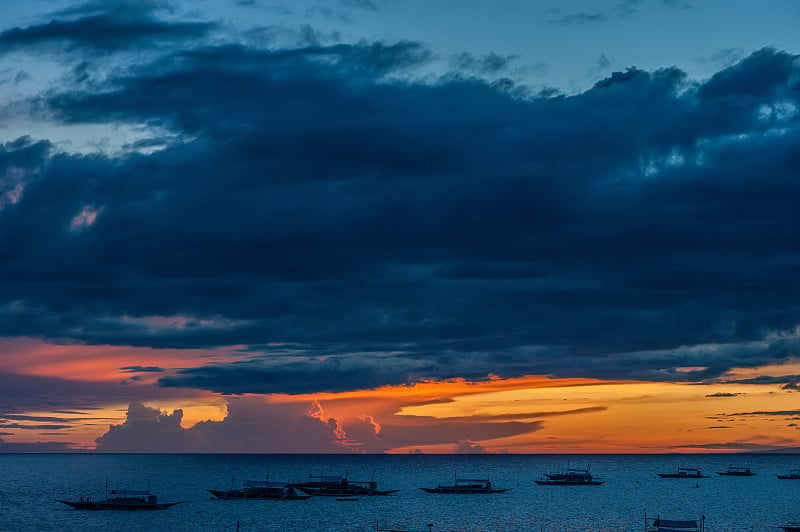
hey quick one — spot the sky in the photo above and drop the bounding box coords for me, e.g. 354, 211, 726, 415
1, 0, 800, 453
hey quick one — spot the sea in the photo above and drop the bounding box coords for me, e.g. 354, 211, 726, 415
0, 453, 798, 531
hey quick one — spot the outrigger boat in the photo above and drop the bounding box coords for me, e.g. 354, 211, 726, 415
292, 473, 399, 496
777, 470, 800, 479
716, 466, 755, 476
535, 467, 604, 486
645, 511, 704, 532
419, 477, 509, 494
658, 468, 709, 479
375, 525, 433, 532
58, 483, 181, 510
209, 477, 311, 500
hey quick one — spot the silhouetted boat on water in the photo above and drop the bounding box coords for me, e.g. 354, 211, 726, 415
645, 511, 704, 531
716, 466, 755, 476
535, 467, 604, 485
209, 477, 311, 500
58, 484, 181, 510
375, 524, 433, 532
658, 468, 709, 479
777, 470, 800, 479
293, 473, 398, 496
419, 477, 509, 494
779, 525, 800, 532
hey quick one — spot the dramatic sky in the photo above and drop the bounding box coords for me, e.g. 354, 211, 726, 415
1, 0, 800, 453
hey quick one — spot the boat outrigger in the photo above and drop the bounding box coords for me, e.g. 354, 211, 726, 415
657, 468, 709, 479
209, 477, 311, 500
58, 482, 181, 510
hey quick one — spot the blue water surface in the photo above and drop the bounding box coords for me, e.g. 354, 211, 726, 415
0, 453, 798, 531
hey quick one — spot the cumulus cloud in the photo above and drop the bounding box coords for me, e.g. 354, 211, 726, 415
95, 399, 348, 452
453, 440, 489, 454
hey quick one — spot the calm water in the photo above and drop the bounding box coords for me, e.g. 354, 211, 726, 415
1, 453, 798, 531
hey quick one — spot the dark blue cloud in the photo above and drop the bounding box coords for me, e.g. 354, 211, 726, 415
0, 1, 214, 55
0, 438, 75, 452
0, 370, 195, 414
120, 365, 166, 373
1, 3, 800, 394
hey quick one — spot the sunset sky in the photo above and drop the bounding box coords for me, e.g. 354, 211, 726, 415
1, 0, 800, 453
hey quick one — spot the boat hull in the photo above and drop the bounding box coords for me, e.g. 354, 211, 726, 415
658, 474, 709, 478
294, 486, 398, 496
535, 480, 604, 486
716, 472, 755, 476
58, 500, 182, 510
419, 487, 509, 494
208, 489, 311, 500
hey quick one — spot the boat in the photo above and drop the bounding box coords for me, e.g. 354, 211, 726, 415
419, 477, 509, 494
292, 474, 399, 496
716, 466, 755, 476
535, 467, 604, 485
58, 486, 182, 510
645, 512, 704, 532
375, 525, 433, 532
777, 470, 800, 479
336, 496, 360, 501
657, 468, 709, 479
779, 525, 800, 532
209, 477, 311, 500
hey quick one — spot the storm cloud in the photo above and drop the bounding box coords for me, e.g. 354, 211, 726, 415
0, 1, 799, 396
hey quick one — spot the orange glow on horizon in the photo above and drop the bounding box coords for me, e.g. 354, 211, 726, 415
4, 337, 800, 453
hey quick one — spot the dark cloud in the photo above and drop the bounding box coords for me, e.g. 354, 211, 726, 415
451, 52, 519, 75
724, 410, 800, 417
0, 422, 72, 430
547, 1, 643, 25
0, 370, 196, 414
1, 6, 800, 396
51, 0, 176, 19
726, 375, 800, 386
660, 0, 692, 9
705, 392, 740, 397
669, 442, 789, 451
0, 437, 75, 452
120, 365, 165, 373
0, 2, 214, 56
1, 414, 81, 422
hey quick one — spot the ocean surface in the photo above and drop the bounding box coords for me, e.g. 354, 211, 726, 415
1, 453, 799, 531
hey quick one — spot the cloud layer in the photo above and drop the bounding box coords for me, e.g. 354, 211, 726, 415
1, 3, 800, 396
